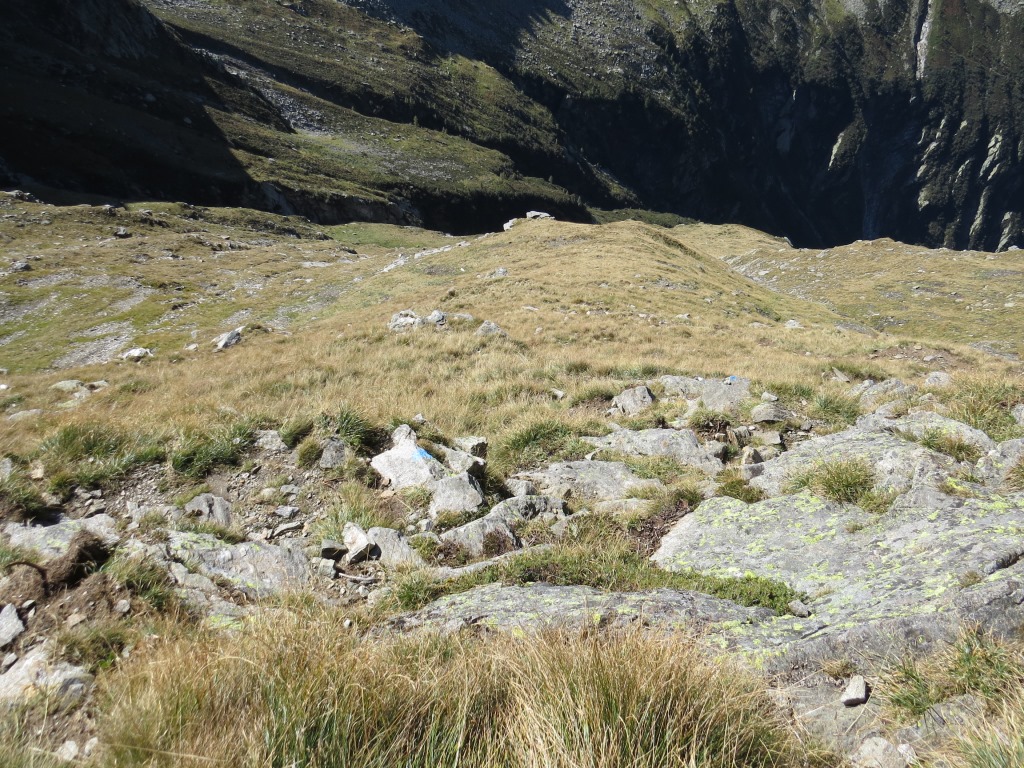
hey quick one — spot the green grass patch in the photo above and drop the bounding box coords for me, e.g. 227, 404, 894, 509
491, 419, 595, 475
102, 554, 178, 613
38, 423, 165, 497
279, 417, 315, 449
56, 620, 137, 673
809, 392, 860, 427
911, 428, 983, 463
787, 459, 898, 514
315, 482, 402, 539
716, 470, 767, 504
0, 472, 51, 522
946, 381, 1024, 442
176, 520, 248, 544
170, 421, 256, 479
394, 515, 802, 614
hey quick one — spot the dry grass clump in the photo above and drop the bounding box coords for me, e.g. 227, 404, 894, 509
98, 613, 831, 768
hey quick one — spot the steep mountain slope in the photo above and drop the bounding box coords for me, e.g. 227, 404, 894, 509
2, 0, 1023, 246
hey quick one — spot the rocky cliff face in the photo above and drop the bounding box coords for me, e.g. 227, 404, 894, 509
1, 0, 1022, 248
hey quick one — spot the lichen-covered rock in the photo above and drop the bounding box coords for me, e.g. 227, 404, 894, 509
582, 428, 723, 475
976, 438, 1024, 487
653, 488, 1024, 647
183, 494, 232, 527
749, 425, 956, 498
658, 375, 750, 413
515, 461, 662, 503
367, 527, 425, 568
393, 583, 772, 634
439, 496, 565, 557
886, 411, 996, 456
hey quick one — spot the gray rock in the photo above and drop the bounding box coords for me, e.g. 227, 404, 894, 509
761, 391, 779, 402
740, 446, 764, 465
924, 371, 953, 388
439, 496, 564, 558
255, 430, 289, 453
388, 310, 423, 332
841, 676, 869, 707
319, 438, 353, 470
788, 599, 811, 618
453, 436, 488, 458
849, 737, 906, 768
394, 583, 771, 635
424, 310, 447, 327
434, 444, 485, 478
120, 347, 152, 362
428, 472, 484, 517
976, 438, 1024, 486
515, 461, 662, 502
0, 646, 92, 708
50, 380, 86, 394
1013, 403, 1024, 426
887, 411, 996, 456
213, 326, 244, 351
370, 426, 447, 490
3, 515, 120, 559
749, 424, 956, 498
55, 741, 79, 762
8, 410, 42, 422
0, 605, 24, 648
183, 494, 232, 527
275, 506, 299, 519
1, 654, 15, 673
505, 479, 537, 497
9, 261, 30, 273
784, 319, 804, 329
343, 522, 372, 565
582, 428, 723, 475
612, 385, 655, 416
750, 402, 791, 423
854, 379, 918, 410
367, 527, 425, 568
0, 458, 13, 481
167, 532, 308, 599
476, 320, 506, 337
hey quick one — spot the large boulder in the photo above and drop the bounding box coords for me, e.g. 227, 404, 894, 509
582, 428, 723, 475
515, 461, 662, 503
652, 487, 1024, 643
166, 532, 308, 599
367, 527, 425, 568
370, 425, 447, 490
658, 375, 750, 413
749, 425, 957, 498
3, 515, 120, 560
612, 385, 655, 416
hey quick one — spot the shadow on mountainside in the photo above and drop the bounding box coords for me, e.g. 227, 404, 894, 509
0, 0, 260, 208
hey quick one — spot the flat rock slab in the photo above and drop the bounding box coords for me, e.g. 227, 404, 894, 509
653, 488, 1024, 636
167, 532, 308, 599
3, 515, 120, 559
515, 461, 662, 503
658, 375, 750, 413
582, 428, 723, 475
885, 411, 997, 455
393, 583, 772, 634
749, 426, 957, 498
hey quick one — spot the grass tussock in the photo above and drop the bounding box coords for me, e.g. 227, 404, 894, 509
102, 553, 179, 613
170, 421, 256, 479
945, 380, 1024, 443
56, 620, 137, 673
392, 515, 802, 614
912, 428, 983, 464
98, 616, 831, 768
1007, 460, 1024, 493
0, 471, 51, 522
882, 629, 1024, 721
490, 419, 597, 475
316, 481, 403, 538
716, 470, 768, 504
39, 423, 165, 498
808, 391, 860, 427
787, 458, 895, 514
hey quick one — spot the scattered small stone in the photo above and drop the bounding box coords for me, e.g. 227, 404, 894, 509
255, 430, 289, 453
56, 741, 80, 762
787, 599, 811, 618
751, 403, 790, 423
184, 494, 232, 527
830, 367, 852, 383
784, 319, 803, 329
740, 446, 764, 465
476, 320, 506, 337
343, 522, 373, 565
841, 676, 870, 707
272, 521, 303, 538
114, 227, 131, 238
761, 391, 779, 402
550, 388, 566, 400
213, 326, 244, 351
83, 738, 100, 758
924, 371, 953, 388
275, 506, 300, 519
849, 737, 905, 768
114, 599, 131, 615
66, 612, 87, 629
9, 260, 30, 272
424, 309, 447, 327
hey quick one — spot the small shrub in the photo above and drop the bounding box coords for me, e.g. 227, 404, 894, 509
176, 520, 247, 544
279, 417, 314, 449
1007, 460, 1024, 492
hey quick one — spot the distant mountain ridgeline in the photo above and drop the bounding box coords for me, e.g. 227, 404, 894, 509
1, 0, 1021, 248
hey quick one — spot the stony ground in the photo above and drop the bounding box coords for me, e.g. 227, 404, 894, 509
2, 200, 1024, 766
